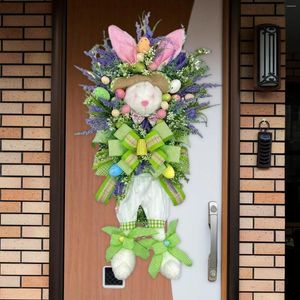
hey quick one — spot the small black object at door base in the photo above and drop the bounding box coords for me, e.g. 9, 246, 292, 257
257, 120, 272, 168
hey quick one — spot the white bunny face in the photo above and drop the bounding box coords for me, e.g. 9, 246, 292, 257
124, 81, 162, 116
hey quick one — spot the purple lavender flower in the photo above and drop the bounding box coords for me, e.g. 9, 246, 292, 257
135, 22, 142, 40
186, 108, 197, 120
80, 84, 96, 92
85, 116, 109, 133
89, 105, 104, 113
188, 124, 203, 138
171, 52, 187, 69
198, 83, 220, 89
113, 181, 125, 195
98, 97, 120, 109
134, 161, 148, 175
179, 84, 201, 96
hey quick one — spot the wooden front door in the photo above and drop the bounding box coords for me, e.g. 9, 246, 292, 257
61, 0, 230, 299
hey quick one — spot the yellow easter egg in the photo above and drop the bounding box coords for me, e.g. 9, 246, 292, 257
137, 37, 151, 53
163, 165, 175, 179
119, 236, 124, 242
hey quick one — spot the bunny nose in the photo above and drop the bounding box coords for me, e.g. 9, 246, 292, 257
141, 100, 149, 107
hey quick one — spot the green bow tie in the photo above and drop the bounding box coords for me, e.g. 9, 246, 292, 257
146, 220, 193, 278
102, 226, 157, 261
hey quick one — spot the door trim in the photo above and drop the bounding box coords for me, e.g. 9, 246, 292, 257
50, 0, 240, 299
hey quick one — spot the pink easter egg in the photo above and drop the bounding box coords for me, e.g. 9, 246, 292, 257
115, 88, 125, 99
156, 109, 167, 119
172, 94, 181, 101
121, 104, 131, 114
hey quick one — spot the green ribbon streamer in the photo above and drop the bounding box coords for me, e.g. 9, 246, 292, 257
159, 177, 185, 206
148, 220, 192, 278
95, 176, 116, 204
102, 226, 157, 261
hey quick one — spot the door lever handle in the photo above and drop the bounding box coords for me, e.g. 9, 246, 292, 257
208, 201, 218, 282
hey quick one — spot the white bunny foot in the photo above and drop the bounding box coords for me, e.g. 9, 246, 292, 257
160, 252, 181, 280
111, 249, 135, 280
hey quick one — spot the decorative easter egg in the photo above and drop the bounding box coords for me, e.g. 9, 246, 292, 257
109, 164, 123, 177
163, 164, 175, 179
163, 239, 170, 247
156, 109, 167, 119
119, 236, 125, 242
137, 37, 151, 53
136, 139, 147, 156
137, 52, 145, 62
169, 79, 181, 94
172, 94, 181, 101
185, 93, 195, 100
111, 109, 120, 117
93, 87, 110, 100
115, 88, 125, 99
161, 101, 169, 110
121, 104, 131, 114
162, 93, 171, 102
101, 76, 110, 85
132, 62, 146, 73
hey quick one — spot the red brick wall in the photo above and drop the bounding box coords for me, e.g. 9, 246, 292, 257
0, 1, 52, 299
239, 1, 285, 300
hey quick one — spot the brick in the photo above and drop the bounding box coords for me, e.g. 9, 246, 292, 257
241, 91, 254, 102
2, 140, 43, 151
275, 130, 285, 141
1, 239, 41, 251
0, 288, 41, 299
24, 53, 52, 64
254, 268, 284, 279
0, 3, 23, 13
240, 180, 274, 191
276, 205, 285, 217
0, 53, 22, 63
0, 78, 22, 89
255, 243, 285, 255
240, 280, 273, 292
24, 103, 51, 114
0, 177, 21, 188
240, 142, 253, 153
254, 117, 285, 128
254, 193, 285, 204
2, 115, 43, 127
241, 129, 259, 141
241, 104, 274, 115
3, 40, 43, 52
3, 15, 44, 27
241, 54, 254, 65
240, 167, 253, 178
240, 192, 253, 204
23, 177, 50, 189
240, 255, 274, 268
46, 15, 52, 26
0, 226, 21, 238
23, 152, 50, 164
276, 104, 285, 115
44, 115, 51, 127
22, 251, 49, 263
240, 293, 253, 300
254, 293, 284, 300
241, 4, 275, 15
2, 165, 43, 176
1, 189, 42, 201
241, 79, 254, 90
240, 230, 274, 242
240, 243, 253, 254
240, 217, 253, 229
255, 16, 285, 27
275, 280, 284, 292
254, 218, 284, 229
0, 103, 22, 114
0, 252, 20, 263
275, 231, 285, 242
240, 204, 274, 216
23, 202, 49, 213
1, 214, 42, 226
42, 264, 49, 275
22, 226, 49, 238
254, 168, 284, 179
254, 92, 285, 103
45, 65, 52, 76
240, 155, 256, 166
275, 256, 285, 267
0, 201, 21, 213
240, 116, 253, 128
24, 78, 51, 89
2, 91, 43, 102
25, 27, 52, 39
45, 40, 52, 51
0, 153, 21, 163
2, 65, 43, 77
22, 276, 48, 287
25, 2, 52, 13
0, 276, 20, 288
275, 180, 285, 191
240, 267, 253, 279
241, 17, 253, 28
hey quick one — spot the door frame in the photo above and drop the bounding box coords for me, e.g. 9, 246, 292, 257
49, 0, 240, 299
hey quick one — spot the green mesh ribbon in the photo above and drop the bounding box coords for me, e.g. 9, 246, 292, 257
102, 226, 157, 261
146, 220, 192, 278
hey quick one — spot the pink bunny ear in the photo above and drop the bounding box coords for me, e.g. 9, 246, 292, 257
149, 29, 185, 70
108, 25, 137, 64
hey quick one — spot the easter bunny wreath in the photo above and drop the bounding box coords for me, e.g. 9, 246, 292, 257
78, 13, 217, 281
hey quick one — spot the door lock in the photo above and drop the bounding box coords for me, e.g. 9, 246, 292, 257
208, 201, 218, 282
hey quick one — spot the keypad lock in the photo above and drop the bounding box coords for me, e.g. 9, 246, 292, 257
257, 120, 272, 168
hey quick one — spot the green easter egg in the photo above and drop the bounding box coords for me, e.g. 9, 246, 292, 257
93, 87, 110, 100
162, 93, 172, 102
132, 62, 146, 73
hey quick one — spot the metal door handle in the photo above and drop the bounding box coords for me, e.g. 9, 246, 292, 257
208, 201, 218, 282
